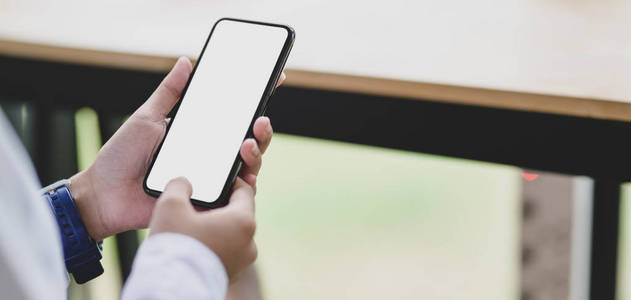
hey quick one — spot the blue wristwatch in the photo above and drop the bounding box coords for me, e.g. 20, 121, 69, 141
41, 179, 104, 284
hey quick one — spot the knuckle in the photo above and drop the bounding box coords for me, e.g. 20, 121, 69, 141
241, 181, 255, 196
161, 79, 182, 102
248, 244, 258, 263
235, 213, 256, 237
160, 193, 179, 203
233, 178, 255, 198
158, 194, 183, 209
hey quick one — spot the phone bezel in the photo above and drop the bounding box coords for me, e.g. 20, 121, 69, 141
143, 17, 295, 208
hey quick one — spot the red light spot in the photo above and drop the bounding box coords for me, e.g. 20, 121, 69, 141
521, 172, 539, 181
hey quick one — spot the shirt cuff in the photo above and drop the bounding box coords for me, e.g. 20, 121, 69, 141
121, 232, 228, 300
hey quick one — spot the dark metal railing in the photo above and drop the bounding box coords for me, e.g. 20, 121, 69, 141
1, 54, 627, 300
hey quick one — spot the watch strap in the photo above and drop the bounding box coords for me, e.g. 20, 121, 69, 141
43, 182, 104, 284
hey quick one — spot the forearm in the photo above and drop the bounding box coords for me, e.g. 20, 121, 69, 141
121, 232, 228, 300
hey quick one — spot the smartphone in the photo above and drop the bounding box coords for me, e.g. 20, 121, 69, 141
143, 18, 295, 208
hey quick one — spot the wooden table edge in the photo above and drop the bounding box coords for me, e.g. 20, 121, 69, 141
2, 39, 630, 122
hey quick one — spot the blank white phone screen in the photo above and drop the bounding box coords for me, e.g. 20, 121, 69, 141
146, 20, 289, 203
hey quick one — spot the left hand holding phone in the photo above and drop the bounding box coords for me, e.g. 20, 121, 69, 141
68, 57, 280, 241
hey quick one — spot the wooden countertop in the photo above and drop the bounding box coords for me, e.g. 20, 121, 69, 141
1, 0, 630, 121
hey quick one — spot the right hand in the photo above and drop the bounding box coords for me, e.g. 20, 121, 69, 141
148, 177, 257, 281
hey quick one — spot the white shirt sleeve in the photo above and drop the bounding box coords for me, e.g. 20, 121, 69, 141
121, 232, 228, 300
0, 109, 67, 300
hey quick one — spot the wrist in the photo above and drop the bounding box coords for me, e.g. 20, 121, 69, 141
70, 170, 106, 241
41, 179, 104, 283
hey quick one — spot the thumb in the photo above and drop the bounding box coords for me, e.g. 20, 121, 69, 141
137, 57, 193, 121
149, 177, 194, 237
156, 177, 194, 213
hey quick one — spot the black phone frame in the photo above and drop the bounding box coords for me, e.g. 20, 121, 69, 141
143, 17, 295, 208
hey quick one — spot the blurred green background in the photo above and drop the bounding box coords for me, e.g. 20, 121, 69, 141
66, 107, 630, 300
255, 134, 520, 299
